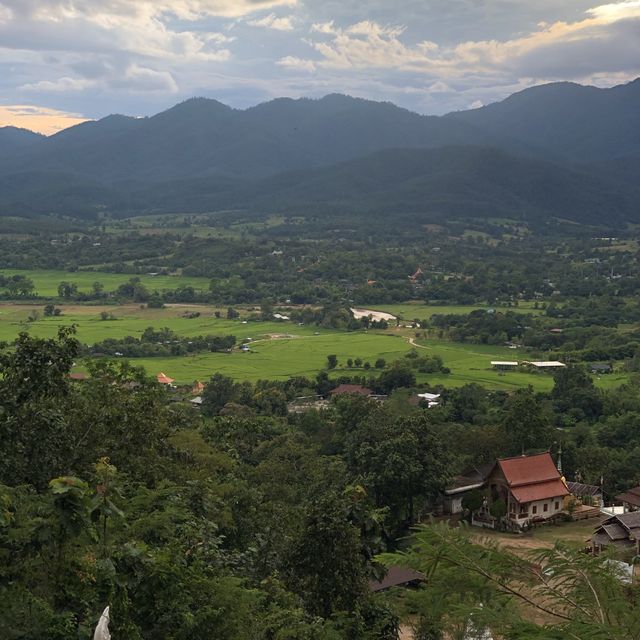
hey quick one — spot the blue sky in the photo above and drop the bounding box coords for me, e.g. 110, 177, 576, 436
0, 0, 639, 133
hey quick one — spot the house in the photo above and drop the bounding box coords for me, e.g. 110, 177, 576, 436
414, 391, 441, 408
190, 396, 203, 408
615, 485, 640, 512
592, 511, 640, 556
368, 566, 424, 592
443, 463, 493, 515
330, 384, 373, 397
524, 361, 566, 370
567, 481, 603, 508
192, 380, 205, 395
491, 361, 518, 370
590, 363, 612, 374
156, 372, 174, 385
478, 452, 570, 529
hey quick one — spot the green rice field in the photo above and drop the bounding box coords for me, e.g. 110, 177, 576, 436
0, 302, 629, 389
1, 269, 210, 297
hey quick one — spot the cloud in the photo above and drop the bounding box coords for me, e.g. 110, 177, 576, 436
0, 1, 235, 62
291, 2, 640, 85
0, 104, 89, 134
248, 12, 295, 31
1, 0, 298, 21
117, 65, 179, 93
277, 55, 316, 71
20, 76, 96, 92
311, 21, 337, 35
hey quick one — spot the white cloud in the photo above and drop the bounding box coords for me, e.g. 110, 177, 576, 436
21, 76, 96, 92
292, 1, 640, 82
118, 65, 179, 93
311, 20, 337, 34
277, 55, 316, 71
587, 0, 640, 20
248, 12, 294, 31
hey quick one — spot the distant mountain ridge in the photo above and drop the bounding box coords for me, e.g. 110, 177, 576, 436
0, 78, 638, 225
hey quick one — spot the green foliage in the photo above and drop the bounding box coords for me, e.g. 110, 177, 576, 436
382, 523, 640, 639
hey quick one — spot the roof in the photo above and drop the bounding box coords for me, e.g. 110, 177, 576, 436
190, 396, 203, 405
617, 511, 640, 531
445, 462, 493, 494
590, 363, 612, 371
491, 361, 518, 366
69, 372, 88, 380
369, 566, 424, 592
615, 485, 640, 507
528, 361, 566, 368
417, 392, 441, 401
156, 372, 174, 384
330, 384, 372, 397
510, 479, 570, 503
602, 523, 628, 541
497, 452, 563, 486
493, 453, 569, 504
567, 481, 601, 497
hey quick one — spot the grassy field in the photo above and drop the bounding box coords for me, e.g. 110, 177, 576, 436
0, 302, 630, 388
375, 301, 542, 320
0, 269, 210, 297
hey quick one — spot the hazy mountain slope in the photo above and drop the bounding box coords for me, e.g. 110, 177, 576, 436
127, 147, 639, 226
0, 79, 638, 224
0, 95, 503, 182
447, 79, 640, 162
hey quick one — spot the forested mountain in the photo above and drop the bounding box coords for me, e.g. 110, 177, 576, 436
0, 126, 44, 158
0, 78, 638, 224
448, 79, 640, 162
131, 147, 640, 226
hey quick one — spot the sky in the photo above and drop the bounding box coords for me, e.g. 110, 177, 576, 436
0, 0, 639, 134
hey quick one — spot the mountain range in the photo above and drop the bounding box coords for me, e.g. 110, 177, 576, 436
0, 79, 638, 225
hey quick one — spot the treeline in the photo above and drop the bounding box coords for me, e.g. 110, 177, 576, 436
4, 217, 640, 307
84, 326, 236, 358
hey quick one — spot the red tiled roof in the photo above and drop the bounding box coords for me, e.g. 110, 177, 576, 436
510, 479, 569, 503
69, 372, 88, 380
498, 452, 561, 486
330, 384, 372, 396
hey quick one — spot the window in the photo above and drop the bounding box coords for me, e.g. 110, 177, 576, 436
555, 501, 559, 510
543, 503, 548, 512
532, 505, 537, 515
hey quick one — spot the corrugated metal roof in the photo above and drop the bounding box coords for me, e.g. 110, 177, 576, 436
602, 523, 628, 541
567, 481, 601, 496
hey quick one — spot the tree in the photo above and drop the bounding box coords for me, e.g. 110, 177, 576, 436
327, 354, 338, 370
201, 373, 237, 416
344, 414, 449, 530
285, 492, 367, 618
489, 497, 506, 519
382, 523, 640, 639
44, 304, 61, 317
57, 281, 78, 299
552, 365, 603, 422
501, 387, 554, 454
374, 358, 386, 369
377, 362, 416, 394
461, 489, 483, 515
